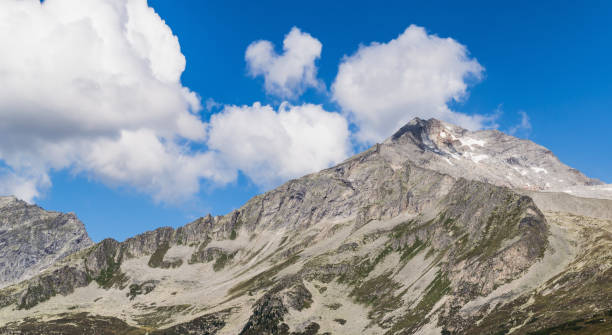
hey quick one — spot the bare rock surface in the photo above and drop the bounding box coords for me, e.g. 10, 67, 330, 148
0, 196, 92, 289
381, 118, 606, 194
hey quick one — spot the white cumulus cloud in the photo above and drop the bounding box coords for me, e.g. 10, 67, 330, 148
246, 27, 323, 99
0, 0, 220, 203
207, 102, 351, 187
0, 1, 353, 203
0, 3, 494, 205
332, 24, 488, 143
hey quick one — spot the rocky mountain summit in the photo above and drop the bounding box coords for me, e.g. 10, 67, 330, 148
0, 196, 93, 289
0, 119, 610, 335
383, 118, 603, 192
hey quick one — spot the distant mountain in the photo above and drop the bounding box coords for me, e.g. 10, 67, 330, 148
0, 119, 610, 335
0, 196, 92, 289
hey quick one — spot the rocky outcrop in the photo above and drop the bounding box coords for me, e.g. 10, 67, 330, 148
17, 265, 90, 310
240, 278, 313, 335
149, 308, 234, 335
0, 196, 92, 288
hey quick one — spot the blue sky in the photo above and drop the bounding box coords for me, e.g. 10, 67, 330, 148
1, 0, 610, 241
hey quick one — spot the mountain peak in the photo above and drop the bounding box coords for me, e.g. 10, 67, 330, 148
0, 195, 20, 205
381, 118, 602, 193
389, 117, 464, 151
0, 198, 93, 288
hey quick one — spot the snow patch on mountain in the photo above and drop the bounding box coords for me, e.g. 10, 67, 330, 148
530, 167, 548, 174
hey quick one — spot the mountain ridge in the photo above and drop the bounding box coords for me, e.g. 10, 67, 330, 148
0, 118, 610, 335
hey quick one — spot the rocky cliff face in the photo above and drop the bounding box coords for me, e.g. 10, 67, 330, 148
0, 119, 610, 335
0, 196, 93, 289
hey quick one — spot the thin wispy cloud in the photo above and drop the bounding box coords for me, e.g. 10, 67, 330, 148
508, 111, 533, 138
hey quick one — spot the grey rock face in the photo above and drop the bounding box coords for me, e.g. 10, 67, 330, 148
381, 118, 602, 192
0, 196, 92, 289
